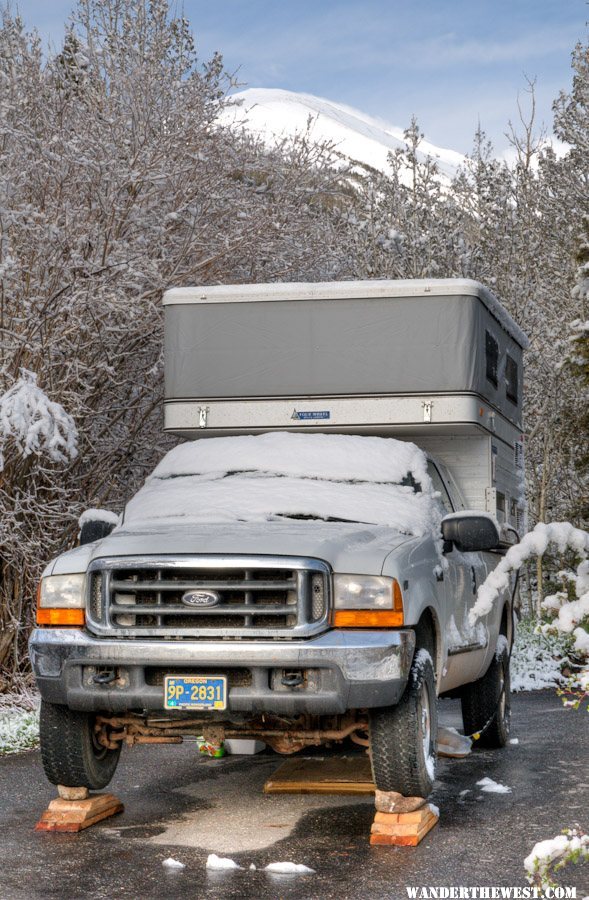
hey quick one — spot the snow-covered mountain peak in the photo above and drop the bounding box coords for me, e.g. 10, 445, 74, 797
219, 87, 466, 182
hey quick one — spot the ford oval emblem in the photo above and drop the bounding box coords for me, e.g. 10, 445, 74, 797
181, 590, 221, 608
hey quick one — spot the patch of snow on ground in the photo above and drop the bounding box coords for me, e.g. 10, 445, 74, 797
265, 862, 315, 874
476, 777, 512, 794
206, 854, 241, 870
162, 858, 185, 869
524, 831, 589, 880
509, 738, 519, 745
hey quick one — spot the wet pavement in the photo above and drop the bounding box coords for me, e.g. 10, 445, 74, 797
0, 691, 587, 900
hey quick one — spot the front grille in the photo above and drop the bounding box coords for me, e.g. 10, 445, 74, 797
86, 556, 330, 639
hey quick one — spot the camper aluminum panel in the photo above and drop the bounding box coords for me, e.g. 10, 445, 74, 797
416, 430, 524, 527
164, 393, 516, 445
415, 434, 490, 512
163, 279, 526, 433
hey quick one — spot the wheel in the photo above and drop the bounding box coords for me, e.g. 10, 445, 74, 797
39, 701, 121, 789
369, 650, 438, 797
461, 637, 511, 748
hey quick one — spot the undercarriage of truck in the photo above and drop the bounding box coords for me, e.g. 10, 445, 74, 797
94, 711, 370, 754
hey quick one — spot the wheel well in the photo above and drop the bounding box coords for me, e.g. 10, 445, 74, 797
414, 608, 440, 680
499, 602, 513, 646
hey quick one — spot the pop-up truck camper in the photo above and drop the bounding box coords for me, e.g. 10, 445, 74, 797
31, 279, 527, 798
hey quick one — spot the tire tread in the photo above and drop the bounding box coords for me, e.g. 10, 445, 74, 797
369, 654, 437, 796
40, 702, 120, 789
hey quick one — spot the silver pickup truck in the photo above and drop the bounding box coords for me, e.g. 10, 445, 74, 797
30, 431, 513, 798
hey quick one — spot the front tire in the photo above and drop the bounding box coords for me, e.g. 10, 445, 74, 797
39, 701, 121, 790
461, 638, 511, 748
369, 650, 438, 797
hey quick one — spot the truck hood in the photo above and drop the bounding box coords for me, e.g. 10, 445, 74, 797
48, 521, 414, 576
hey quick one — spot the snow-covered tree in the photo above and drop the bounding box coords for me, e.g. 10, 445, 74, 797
0, 0, 349, 678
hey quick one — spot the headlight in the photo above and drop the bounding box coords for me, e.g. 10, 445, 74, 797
332, 575, 404, 628
39, 574, 86, 608
37, 574, 86, 627
334, 575, 396, 609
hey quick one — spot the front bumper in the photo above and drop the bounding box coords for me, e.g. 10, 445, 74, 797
29, 628, 415, 715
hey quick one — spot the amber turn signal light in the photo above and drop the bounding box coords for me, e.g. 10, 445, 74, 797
332, 609, 404, 628
36, 607, 85, 626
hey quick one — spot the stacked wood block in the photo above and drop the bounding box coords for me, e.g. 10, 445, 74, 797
370, 790, 439, 846
264, 755, 375, 794
35, 786, 124, 833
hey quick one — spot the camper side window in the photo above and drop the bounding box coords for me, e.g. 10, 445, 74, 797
485, 331, 499, 387
505, 355, 518, 404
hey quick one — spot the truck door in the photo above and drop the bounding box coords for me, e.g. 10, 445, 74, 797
427, 461, 489, 691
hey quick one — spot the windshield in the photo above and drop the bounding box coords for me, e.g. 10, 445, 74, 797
123, 433, 439, 536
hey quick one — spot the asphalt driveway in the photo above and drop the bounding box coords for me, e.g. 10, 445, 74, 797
0, 692, 587, 900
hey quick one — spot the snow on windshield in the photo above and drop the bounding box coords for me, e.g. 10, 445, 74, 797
124, 432, 439, 535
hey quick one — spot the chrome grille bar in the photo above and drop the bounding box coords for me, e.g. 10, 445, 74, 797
86, 555, 330, 640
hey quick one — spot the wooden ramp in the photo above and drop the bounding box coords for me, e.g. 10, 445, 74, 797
35, 793, 124, 833
264, 755, 375, 795
370, 803, 439, 846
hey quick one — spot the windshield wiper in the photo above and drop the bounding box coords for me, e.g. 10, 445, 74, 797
274, 513, 371, 525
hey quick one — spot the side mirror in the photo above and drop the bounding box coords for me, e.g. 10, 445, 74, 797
441, 513, 500, 553
79, 511, 119, 546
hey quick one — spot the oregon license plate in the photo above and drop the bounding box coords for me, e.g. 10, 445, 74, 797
164, 675, 227, 710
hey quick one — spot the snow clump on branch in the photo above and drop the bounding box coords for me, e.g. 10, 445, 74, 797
470, 522, 589, 657
524, 830, 589, 889
0, 370, 78, 471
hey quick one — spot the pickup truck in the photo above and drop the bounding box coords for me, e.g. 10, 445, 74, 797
30, 430, 513, 798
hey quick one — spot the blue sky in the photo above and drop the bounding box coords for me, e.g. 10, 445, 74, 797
12, 0, 588, 154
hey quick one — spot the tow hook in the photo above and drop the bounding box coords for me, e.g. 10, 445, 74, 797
281, 670, 305, 688
92, 669, 118, 685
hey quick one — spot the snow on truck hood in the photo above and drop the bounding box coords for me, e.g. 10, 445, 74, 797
49, 434, 441, 575
122, 433, 437, 533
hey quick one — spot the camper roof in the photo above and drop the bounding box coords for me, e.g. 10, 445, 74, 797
162, 279, 529, 349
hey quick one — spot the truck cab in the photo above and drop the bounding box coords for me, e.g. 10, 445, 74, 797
30, 279, 526, 798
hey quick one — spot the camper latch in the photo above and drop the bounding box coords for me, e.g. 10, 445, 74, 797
422, 401, 434, 423
197, 406, 210, 428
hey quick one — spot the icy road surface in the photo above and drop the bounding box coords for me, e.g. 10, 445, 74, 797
0, 693, 587, 899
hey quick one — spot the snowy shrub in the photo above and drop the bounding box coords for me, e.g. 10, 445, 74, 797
0, 370, 77, 471
525, 829, 589, 891
557, 667, 589, 711
471, 523, 589, 658
511, 619, 572, 692
540, 559, 589, 656
0, 698, 39, 755
0, 0, 351, 680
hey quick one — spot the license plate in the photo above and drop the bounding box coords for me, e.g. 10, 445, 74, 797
164, 675, 227, 710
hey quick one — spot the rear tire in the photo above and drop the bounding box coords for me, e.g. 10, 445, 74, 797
369, 650, 438, 797
461, 638, 511, 748
39, 701, 121, 789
